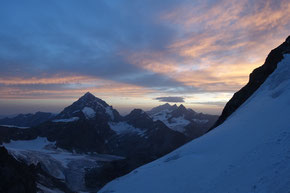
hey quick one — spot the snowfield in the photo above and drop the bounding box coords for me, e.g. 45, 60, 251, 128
82, 107, 96, 119
109, 122, 146, 137
99, 55, 290, 193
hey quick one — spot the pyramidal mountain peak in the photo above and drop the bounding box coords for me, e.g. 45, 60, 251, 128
54, 92, 116, 121
78, 92, 109, 107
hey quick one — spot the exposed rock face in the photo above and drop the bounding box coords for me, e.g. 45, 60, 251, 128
0, 125, 39, 144
211, 36, 290, 130
0, 146, 37, 193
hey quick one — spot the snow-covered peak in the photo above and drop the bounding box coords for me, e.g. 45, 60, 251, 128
147, 103, 178, 115
148, 103, 217, 138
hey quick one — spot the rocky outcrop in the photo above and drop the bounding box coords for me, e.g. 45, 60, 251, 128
0, 146, 37, 193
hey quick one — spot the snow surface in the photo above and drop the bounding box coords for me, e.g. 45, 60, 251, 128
109, 122, 146, 137
0, 124, 30, 129
52, 117, 79, 123
100, 54, 290, 193
82, 107, 96, 119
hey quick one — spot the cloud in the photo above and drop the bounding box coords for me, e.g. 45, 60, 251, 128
155, 96, 185, 103
0, 0, 289, 114
0, 0, 190, 91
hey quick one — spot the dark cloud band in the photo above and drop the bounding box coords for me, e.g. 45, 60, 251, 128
155, 96, 184, 103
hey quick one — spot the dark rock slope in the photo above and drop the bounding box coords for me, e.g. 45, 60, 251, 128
0, 112, 55, 127
0, 146, 37, 193
211, 35, 290, 131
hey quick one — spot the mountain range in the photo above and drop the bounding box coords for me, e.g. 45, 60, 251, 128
0, 92, 217, 192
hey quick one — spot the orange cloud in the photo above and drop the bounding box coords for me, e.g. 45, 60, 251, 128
0, 75, 153, 99
127, 0, 290, 95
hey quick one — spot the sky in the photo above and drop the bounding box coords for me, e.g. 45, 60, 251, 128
0, 0, 289, 115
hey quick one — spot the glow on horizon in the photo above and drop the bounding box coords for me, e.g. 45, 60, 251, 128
0, 0, 289, 115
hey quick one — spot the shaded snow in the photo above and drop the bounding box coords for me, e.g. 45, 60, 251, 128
82, 107, 96, 119
151, 109, 171, 122
167, 116, 190, 132
52, 117, 79, 123
109, 122, 146, 137
3, 137, 54, 151
100, 55, 290, 193
0, 124, 30, 129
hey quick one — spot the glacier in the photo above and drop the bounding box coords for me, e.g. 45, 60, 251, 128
3, 137, 124, 192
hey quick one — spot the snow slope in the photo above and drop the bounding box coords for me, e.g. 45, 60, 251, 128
100, 55, 290, 193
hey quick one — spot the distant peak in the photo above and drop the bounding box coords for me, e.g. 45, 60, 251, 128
130, 109, 144, 115
178, 104, 186, 109
83, 92, 95, 98
126, 109, 149, 118
76, 92, 109, 107
162, 103, 171, 107
79, 92, 98, 102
